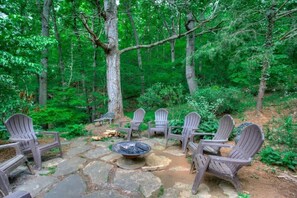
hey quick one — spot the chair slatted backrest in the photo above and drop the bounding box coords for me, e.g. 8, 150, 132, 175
182, 112, 201, 137
131, 108, 146, 130
5, 114, 37, 150
213, 115, 235, 140
154, 108, 168, 127
228, 124, 264, 174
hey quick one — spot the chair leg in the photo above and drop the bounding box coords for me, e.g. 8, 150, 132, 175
127, 129, 132, 141
25, 161, 34, 175
165, 138, 169, 148
231, 175, 242, 192
58, 144, 63, 158
0, 171, 10, 196
191, 154, 210, 195
190, 161, 195, 174
32, 148, 42, 170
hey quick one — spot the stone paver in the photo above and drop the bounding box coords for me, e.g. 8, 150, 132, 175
54, 157, 87, 176
10, 135, 239, 198
83, 161, 113, 185
84, 190, 129, 198
44, 174, 86, 198
15, 176, 58, 197
84, 147, 111, 159
162, 182, 211, 198
66, 144, 92, 157
101, 152, 122, 162
42, 158, 65, 168
113, 169, 162, 197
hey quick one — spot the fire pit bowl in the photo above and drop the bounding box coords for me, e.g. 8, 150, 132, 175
112, 141, 151, 159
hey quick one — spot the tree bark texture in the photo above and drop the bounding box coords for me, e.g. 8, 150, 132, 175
185, 12, 198, 95
39, 0, 52, 105
256, 5, 276, 112
104, 0, 124, 118
126, 6, 145, 94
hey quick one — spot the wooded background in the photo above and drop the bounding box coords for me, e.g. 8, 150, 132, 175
1, 0, 296, 124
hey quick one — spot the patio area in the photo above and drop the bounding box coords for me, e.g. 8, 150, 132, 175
6, 135, 239, 198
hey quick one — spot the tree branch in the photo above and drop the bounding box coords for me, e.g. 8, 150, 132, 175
120, 15, 218, 54
80, 13, 109, 53
279, 28, 297, 40
276, 8, 297, 20
195, 21, 223, 37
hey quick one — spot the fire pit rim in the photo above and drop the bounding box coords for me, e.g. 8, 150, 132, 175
112, 141, 151, 157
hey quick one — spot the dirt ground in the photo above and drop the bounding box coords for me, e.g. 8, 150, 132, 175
1, 105, 297, 197
88, 106, 297, 198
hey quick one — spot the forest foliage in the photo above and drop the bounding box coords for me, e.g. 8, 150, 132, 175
0, 0, 296, 169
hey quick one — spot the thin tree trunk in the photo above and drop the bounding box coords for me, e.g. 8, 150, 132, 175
104, 0, 123, 118
72, 0, 90, 120
126, 6, 145, 94
39, 0, 52, 105
91, 16, 97, 121
185, 12, 198, 95
170, 40, 176, 62
256, 4, 276, 112
51, 0, 65, 87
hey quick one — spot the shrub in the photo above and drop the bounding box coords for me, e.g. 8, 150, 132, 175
191, 86, 253, 114
186, 95, 219, 133
261, 115, 297, 170
29, 87, 88, 128
137, 83, 185, 110
266, 116, 297, 152
55, 124, 87, 140
260, 147, 297, 171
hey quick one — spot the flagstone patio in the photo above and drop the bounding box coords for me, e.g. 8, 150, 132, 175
7, 136, 238, 198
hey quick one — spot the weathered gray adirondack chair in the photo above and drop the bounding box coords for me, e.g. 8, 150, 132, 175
117, 108, 146, 141
0, 143, 33, 196
4, 114, 63, 170
94, 112, 115, 125
191, 124, 264, 194
187, 114, 235, 157
147, 108, 169, 138
165, 112, 201, 153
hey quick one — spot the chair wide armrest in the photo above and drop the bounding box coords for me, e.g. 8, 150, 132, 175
201, 139, 228, 143
209, 155, 252, 165
201, 142, 233, 148
119, 120, 130, 126
39, 132, 60, 141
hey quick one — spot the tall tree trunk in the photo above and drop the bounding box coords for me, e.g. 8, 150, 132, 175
39, 0, 52, 105
91, 16, 97, 121
51, 0, 65, 87
256, 4, 276, 112
126, 6, 145, 94
104, 0, 123, 118
185, 12, 198, 95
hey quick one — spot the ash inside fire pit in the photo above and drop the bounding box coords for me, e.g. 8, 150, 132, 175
112, 141, 151, 158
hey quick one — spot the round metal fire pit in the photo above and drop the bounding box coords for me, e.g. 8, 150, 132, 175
112, 141, 151, 159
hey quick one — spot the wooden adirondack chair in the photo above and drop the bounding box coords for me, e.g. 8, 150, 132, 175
4, 114, 63, 170
187, 114, 235, 157
191, 124, 264, 194
117, 108, 146, 141
0, 143, 33, 196
165, 112, 201, 153
94, 112, 115, 125
147, 108, 169, 138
